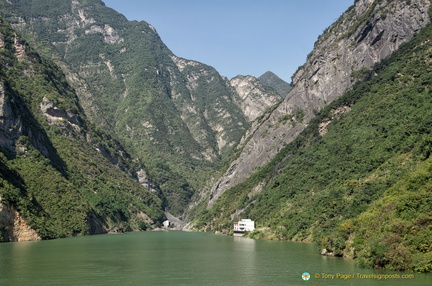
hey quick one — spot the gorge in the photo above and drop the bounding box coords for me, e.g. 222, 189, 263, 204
0, 0, 431, 273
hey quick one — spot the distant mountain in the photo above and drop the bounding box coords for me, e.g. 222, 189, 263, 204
0, 19, 164, 242
258, 71, 292, 97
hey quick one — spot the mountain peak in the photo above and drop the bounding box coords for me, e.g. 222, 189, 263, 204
258, 71, 292, 97
259, 71, 278, 78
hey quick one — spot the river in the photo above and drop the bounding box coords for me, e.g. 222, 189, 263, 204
0, 231, 430, 285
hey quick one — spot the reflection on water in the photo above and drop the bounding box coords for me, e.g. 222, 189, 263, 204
0, 231, 430, 286
233, 236, 256, 279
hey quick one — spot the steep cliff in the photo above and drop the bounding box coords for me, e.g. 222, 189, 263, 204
230, 75, 282, 122
205, 0, 431, 208
0, 19, 164, 241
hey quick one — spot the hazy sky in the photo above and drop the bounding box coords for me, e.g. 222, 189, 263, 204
102, 0, 354, 81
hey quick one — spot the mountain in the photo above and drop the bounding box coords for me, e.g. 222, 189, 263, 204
0, 0, 281, 216
202, 0, 431, 213
258, 71, 292, 97
191, 0, 432, 272
0, 19, 164, 241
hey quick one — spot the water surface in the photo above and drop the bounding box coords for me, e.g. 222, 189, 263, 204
0, 231, 430, 285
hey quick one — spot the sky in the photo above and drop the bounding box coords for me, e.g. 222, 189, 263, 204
102, 0, 354, 82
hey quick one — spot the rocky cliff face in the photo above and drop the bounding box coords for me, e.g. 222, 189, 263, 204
168, 55, 248, 158
0, 198, 41, 242
205, 0, 431, 208
230, 75, 281, 122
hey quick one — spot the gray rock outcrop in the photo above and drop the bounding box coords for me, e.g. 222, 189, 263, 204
230, 75, 282, 122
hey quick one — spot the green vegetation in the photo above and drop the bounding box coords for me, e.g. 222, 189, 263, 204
278, 109, 305, 126
193, 20, 432, 272
0, 19, 163, 240
339, 158, 432, 272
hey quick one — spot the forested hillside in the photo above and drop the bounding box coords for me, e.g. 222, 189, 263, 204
0, 0, 278, 216
193, 18, 432, 272
0, 19, 163, 241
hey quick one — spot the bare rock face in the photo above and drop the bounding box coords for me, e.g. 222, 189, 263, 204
168, 55, 249, 158
0, 199, 41, 242
85, 24, 124, 45
137, 169, 160, 194
206, 0, 431, 208
0, 33, 4, 48
13, 35, 26, 59
230, 75, 281, 122
40, 97, 82, 130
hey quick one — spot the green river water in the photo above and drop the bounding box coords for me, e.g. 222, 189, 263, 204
0, 231, 430, 285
